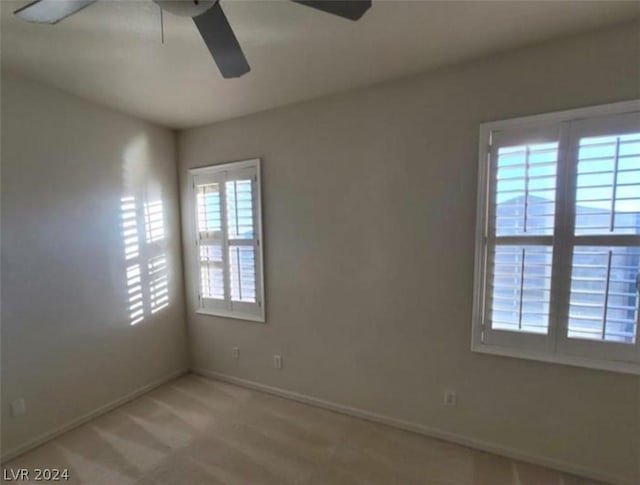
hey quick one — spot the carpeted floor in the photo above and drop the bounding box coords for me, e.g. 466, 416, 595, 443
3, 374, 606, 484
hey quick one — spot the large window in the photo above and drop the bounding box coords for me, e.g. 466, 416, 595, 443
473, 101, 640, 374
190, 159, 265, 322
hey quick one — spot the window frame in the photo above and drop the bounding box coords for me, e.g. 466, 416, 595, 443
189, 158, 266, 323
472, 100, 640, 375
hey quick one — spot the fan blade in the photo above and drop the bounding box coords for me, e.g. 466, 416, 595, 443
193, 2, 250, 79
14, 0, 97, 24
292, 1, 371, 21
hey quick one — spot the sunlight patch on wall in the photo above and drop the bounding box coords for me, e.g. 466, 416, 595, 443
120, 195, 169, 325
126, 264, 145, 325
121, 197, 140, 260
148, 255, 169, 314
145, 201, 165, 243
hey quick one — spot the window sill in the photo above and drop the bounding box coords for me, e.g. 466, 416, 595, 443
472, 341, 640, 376
195, 308, 265, 323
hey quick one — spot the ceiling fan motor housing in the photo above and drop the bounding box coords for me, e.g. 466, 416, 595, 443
153, 0, 217, 18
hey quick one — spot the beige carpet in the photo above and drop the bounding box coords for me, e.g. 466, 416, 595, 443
4, 374, 605, 484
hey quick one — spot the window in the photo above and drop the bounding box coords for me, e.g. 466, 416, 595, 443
190, 159, 265, 322
473, 101, 640, 374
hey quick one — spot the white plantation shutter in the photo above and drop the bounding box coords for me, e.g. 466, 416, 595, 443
557, 113, 640, 362
191, 159, 265, 322
197, 181, 225, 305
474, 102, 640, 374
225, 174, 258, 305
567, 247, 639, 342
482, 125, 561, 351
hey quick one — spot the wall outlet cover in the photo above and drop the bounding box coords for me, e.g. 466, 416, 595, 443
11, 398, 26, 417
444, 390, 457, 407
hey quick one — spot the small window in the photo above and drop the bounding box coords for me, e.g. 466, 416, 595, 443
473, 102, 640, 374
190, 159, 265, 322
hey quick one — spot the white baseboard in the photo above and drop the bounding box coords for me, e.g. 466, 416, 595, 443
1, 368, 188, 464
194, 368, 629, 485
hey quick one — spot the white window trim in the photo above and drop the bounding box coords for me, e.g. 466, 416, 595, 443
189, 158, 266, 323
472, 100, 640, 375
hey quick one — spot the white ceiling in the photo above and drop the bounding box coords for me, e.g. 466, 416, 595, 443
2, 0, 639, 129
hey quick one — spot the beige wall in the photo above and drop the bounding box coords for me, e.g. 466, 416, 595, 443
178, 22, 640, 484
1, 75, 189, 458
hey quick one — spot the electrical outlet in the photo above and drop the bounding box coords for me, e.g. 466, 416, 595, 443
273, 355, 283, 369
444, 390, 457, 407
11, 398, 26, 417
232, 347, 240, 359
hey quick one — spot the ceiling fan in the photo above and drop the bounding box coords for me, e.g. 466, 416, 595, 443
13, 0, 372, 79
